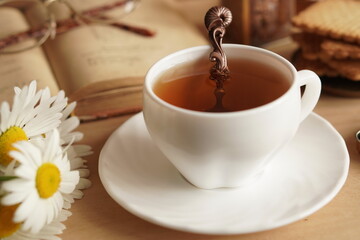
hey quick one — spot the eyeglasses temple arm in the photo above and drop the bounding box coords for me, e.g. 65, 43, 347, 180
0, 17, 155, 52
92, 16, 155, 37
0, 27, 48, 52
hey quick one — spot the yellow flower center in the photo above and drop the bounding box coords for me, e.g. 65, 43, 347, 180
36, 163, 61, 199
0, 126, 28, 167
0, 204, 21, 238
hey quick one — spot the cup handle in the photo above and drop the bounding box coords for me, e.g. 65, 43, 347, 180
297, 70, 322, 122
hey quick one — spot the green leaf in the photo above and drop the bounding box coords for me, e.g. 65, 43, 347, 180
0, 176, 17, 181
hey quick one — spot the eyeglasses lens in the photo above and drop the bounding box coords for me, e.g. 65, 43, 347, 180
0, 0, 51, 53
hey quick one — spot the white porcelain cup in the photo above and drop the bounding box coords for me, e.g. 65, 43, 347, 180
143, 44, 321, 189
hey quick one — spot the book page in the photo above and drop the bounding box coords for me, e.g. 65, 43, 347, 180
0, 7, 59, 104
42, 0, 208, 101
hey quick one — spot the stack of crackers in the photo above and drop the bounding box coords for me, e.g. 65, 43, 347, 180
291, 0, 360, 90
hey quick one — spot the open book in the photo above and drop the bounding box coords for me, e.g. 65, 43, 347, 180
0, 0, 208, 121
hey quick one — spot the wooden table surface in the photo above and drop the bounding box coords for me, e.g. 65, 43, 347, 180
62, 92, 360, 240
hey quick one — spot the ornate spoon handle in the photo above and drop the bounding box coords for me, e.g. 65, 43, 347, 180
205, 6, 232, 112
205, 6, 232, 84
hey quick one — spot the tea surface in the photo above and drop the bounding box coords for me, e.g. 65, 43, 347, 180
153, 58, 290, 112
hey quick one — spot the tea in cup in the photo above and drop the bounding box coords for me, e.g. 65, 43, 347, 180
143, 44, 321, 189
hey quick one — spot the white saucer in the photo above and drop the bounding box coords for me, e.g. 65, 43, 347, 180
99, 112, 349, 235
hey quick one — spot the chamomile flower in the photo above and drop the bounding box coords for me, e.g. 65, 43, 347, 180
1, 130, 79, 233
1, 209, 71, 240
0, 80, 67, 168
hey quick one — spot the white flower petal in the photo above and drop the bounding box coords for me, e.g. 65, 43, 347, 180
14, 164, 37, 180
17, 107, 39, 129
60, 117, 80, 134
76, 178, 92, 189
27, 80, 37, 99
24, 115, 62, 137
14, 191, 39, 222
59, 171, 79, 194
42, 130, 61, 163
1, 191, 29, 206
72, 144, 93, 157
2, 178, 33, 192
40, 87, 51, 101
22, 200, 46, 233
63, 200, 72, 209
69, 157, 86, 170
8, 151, 32, 169
78, 169, 90, 178
61, 102, 76, 121
52, 192, 63, 218
11, 141, 42, 167
0, 101, 11, 132
16, 91, 42, 127
69, 189, 84, 200
14, 86, 21, 94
